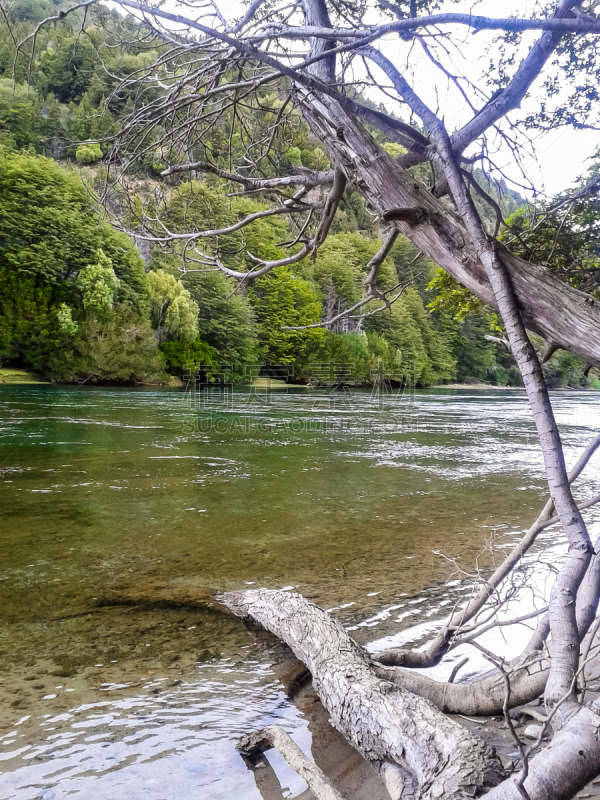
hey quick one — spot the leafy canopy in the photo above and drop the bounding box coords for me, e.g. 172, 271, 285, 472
77, 249, 120, 318
0, 148, 148, 312
146, 269, 199, 343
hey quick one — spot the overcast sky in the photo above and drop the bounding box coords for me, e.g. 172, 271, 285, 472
367, 0, 600, 197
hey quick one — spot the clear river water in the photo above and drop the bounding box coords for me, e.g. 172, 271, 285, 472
0, 383, 599, 800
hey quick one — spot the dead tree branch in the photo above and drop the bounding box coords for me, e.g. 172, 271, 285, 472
224, 588, 504, 799
237, 726, 346, 800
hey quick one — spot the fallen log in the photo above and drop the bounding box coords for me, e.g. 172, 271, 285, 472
485, 703, 600, 800
223, 588, 504, 800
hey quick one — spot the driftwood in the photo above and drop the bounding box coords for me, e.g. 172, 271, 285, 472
238, 725, 346, 800
225, 587, 600, 800
224, 588, 505, 800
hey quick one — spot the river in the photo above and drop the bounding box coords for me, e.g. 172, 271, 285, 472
0, 384, 598, 799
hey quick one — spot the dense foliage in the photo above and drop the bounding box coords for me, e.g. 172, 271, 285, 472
0, 1, 596, 389
0, 148, 166, 382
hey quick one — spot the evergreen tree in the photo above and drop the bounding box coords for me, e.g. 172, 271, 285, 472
181, 271, 258, 371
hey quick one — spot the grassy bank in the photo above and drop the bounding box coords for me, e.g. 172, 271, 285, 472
0, 368, 49, 384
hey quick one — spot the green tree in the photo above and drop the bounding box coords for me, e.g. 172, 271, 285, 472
160, 180, 290, 271
68, 93, 115, 147
500, 191, 600, 294
0, 149, 165, 383
8, 0, 53, 22
181, 271, 258, 371
0, 269, 60, 369
146, 269, 199, 342
0, 80, 46, 151
159, 337, 216, 374
50, 306, 166, 383
0, 148, 148, 312
248, 266, 324, 363
75, 143, 103, 164
302, 329, 393, 385
364, 288, 455, 385
311, 232, 397, 307
56, 303, 78, 337
286, 146, 302, 166
77, 249, 120, 318
43, 38, 97, 103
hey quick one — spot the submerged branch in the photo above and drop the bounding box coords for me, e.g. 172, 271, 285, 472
237, 726, 346, 800
374, 435, 600, 668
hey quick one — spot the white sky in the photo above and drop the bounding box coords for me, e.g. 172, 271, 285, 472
368, 0, 600, 197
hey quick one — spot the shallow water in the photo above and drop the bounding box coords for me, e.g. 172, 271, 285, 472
0, 384, 599, 799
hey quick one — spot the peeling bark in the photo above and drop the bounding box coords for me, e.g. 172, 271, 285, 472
223, 588, 504, 799
299, 94, 600, 369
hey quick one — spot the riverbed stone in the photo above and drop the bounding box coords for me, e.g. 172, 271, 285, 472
523, 724, 544, 739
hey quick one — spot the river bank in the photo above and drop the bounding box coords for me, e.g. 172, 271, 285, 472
0, 368, 185, 387
0, 366, 529, 391
0, 368, 49, 384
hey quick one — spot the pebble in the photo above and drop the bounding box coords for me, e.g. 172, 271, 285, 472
523, 723, 544, 739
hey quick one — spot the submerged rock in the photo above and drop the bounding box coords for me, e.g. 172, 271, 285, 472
523, 723, 544, 740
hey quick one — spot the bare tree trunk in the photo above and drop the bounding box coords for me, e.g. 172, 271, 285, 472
223, 588, 505, 800
428, 116, 593, 720
485, 702, 600, 800
374, 653, 550, 716
301, 84, 597, 713
298, 94, 600, 370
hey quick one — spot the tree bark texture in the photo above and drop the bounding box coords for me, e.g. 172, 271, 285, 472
374, 653, 550, 716
298, 93, 600, 370
223, 588, 504, 800
225, 589, 600, 800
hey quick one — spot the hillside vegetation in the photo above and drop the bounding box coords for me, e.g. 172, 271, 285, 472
0, 0, 595, 388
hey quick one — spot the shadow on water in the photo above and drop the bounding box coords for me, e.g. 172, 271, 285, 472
0, 384, 598, 798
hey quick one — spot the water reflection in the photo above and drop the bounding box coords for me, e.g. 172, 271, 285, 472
0, 386, 598, 798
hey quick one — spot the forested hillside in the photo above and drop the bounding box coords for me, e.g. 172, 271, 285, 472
0, 0, 595, 388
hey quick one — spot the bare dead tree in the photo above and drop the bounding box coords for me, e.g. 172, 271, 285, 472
16, 1, 600, 797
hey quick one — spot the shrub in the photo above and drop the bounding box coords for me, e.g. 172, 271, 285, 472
160, 337, 216, 375
48, 306, 166, 383
75, 143, 103, 164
